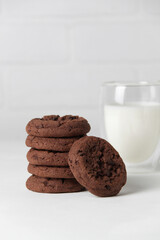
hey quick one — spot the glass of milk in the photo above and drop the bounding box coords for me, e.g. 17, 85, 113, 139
100, 81, 160, 173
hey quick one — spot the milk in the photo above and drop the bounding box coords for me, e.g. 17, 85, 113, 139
104, 103, 160, 163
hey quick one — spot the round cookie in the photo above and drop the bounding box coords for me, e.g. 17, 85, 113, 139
68, 136, 127, 197
26, 135, 81, 152
27, 148, 69, 166
26, 175, 85, 193
26, 115, 90, 137
28, 164, 74, 178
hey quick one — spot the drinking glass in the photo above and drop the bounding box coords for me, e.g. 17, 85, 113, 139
100, 81, 160, 173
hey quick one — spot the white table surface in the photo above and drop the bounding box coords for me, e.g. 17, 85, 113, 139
1, 142, 160, 240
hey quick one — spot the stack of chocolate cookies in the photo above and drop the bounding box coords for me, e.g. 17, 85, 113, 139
25, 115, 90, 193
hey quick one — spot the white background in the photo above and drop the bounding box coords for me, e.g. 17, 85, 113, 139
0, 1, 160, 240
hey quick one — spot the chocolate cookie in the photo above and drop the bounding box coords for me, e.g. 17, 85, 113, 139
27, 148, 68, 166
26, 175, 85, 193
26, 135, 81, 152
28, 164, 74, 178
26, 115, 90, 137
68, 136, 127, 197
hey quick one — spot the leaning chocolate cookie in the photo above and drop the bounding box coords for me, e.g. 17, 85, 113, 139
68, 136, 127, 197
26, 115, 90, 137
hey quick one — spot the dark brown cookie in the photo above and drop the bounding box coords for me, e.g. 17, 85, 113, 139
26, 135, 81, 152
27, 148, 69, 166
68, 136, 127, 197
26, 175, 85, 193
26, 115, 90, 137
28, 164, 74, 178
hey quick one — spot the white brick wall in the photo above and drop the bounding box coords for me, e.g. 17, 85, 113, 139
0, 23, 68, 63
109, 0, 138, 14
0, 0, 160, 141
5, 66, 137, 110
0, 77, 3, 108
74, 23, 160, 62
145, 0, 160, 14
6, 67, 89, 108
2, 0, 138, 16
138, 65, 160, 82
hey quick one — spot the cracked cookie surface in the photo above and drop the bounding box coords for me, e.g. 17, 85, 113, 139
68, 136, 127, 197
26, 115, 90, 137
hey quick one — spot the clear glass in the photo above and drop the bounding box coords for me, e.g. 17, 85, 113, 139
100, 81, 160, 173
